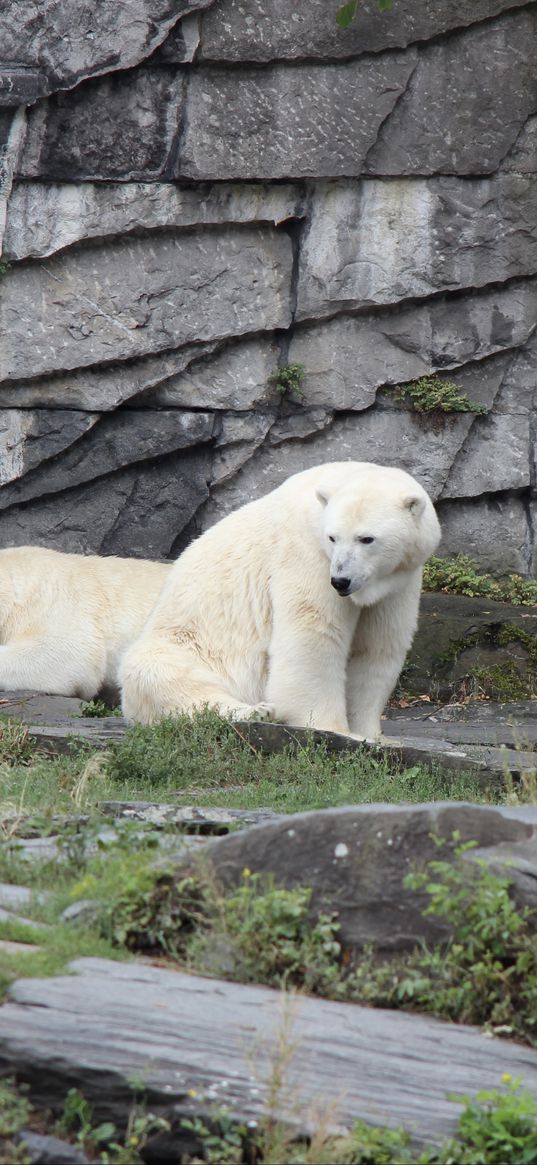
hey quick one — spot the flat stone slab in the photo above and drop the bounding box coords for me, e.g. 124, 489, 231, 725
99, 801, 281, 831
2, 958, 537, 1149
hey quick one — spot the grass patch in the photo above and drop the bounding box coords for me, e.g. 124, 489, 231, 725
423, 554, 537, 605
102, 711, 489, 812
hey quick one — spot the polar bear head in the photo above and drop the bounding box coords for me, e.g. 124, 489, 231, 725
316, 469, 440, 602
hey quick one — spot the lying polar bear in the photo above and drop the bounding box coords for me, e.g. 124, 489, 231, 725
120, 462, 440, 737
0, 546, 171, 700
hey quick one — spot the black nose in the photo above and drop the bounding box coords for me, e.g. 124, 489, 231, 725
331, 576, 351, 594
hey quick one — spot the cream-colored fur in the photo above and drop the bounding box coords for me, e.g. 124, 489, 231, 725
0, 546, 171, 700
120, 462, 441, 736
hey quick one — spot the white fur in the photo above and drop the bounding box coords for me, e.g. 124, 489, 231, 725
120, 462, 441, 736
0, 546, 171, 700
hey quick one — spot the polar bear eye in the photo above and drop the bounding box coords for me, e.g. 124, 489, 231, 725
328, 535, 336, 543
359, 536, 375, 544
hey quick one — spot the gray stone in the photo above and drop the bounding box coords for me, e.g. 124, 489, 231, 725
15, 1130, 90, 1165
99, 801, 281, 831
169, 802, 535, 952
288, 279, 537, 409
154, 13, 201, 63
0, 883, 51, 909
435, 495, 531, 576
366, 10, 537, 175
145, 336, 281, 411
4, 180, 301, 261
60, 900, 100, 927
441, 415, 530, 499
0, 108, 26, 252
296, 177, 537, 320
200, 0, 531, 62
0, 692, 85, 723
19, 69, 183, 182
501, 115, 537, 173
3, 957, 537, 1149
0, 1, 212, 96
0, 450, 212, 558
0, 70, 43, 108
0, 907, 47, 931
0, 227, 292, 384
0, 409, 98, 489
0, 410, 214, 513
0, 342, 222, 411
179, 53, 416, 180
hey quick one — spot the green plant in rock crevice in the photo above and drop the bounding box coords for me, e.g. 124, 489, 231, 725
269, 363, 305, 401
392, 374, 487, 416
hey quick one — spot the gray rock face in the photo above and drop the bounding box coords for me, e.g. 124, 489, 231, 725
0, 0, 213, 96
296, 177, 537, 319
19, 69, 184, 181
200, 0, 531, 62
366, 9, 537, 176
179, 53, 417, 180
0, 0, 536, 573
0, 227, 292, 383
4, 180, 301, 261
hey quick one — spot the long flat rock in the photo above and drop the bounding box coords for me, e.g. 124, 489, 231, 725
1, 959, 537, 1149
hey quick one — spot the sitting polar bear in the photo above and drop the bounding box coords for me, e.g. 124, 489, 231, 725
120, 462, 441, 737
0, 546, 171, 700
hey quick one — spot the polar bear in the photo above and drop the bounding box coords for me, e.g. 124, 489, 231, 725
0, 546, 171, 701
120, 462, 440, 737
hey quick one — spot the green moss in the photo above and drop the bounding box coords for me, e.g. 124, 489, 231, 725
423, 555, 537, 604
393, 375, 487, 416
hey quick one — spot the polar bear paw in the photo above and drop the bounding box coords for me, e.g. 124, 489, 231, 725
229, 701, 275, 722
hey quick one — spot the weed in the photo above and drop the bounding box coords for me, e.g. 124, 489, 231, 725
186, 870, 341, 992
80, 699, 121, 718
269, 363, 305, 400
338, 836, 537, 1046
0, 1077, 32, 1165
423, 554, 537, 605
393, 375, 487, 416
0, 718, 38, 767
0, 258, 10, 278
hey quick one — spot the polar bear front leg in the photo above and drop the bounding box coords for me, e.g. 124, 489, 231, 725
266, 614, 353, 736
347, 578, 422, 739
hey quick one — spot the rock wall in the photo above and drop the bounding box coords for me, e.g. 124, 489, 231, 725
1, 0, 536, 569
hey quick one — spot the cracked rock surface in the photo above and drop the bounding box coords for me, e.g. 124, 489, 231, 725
0, 0, 536, 567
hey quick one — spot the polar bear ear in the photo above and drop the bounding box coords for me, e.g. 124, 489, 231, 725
403, 495, 426, 517
316, 489, 329, 508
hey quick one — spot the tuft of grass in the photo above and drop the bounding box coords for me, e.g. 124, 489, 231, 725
0, 717, 39, 767
423, 554, 537, 604
393, 374, 487, 415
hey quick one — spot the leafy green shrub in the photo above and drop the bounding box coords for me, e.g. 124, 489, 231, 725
269, 363, 305, 400
393, 375, 487, 415
423, 554, 537, 605
187, 870, 341, 991
342, 838, 537, 1046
